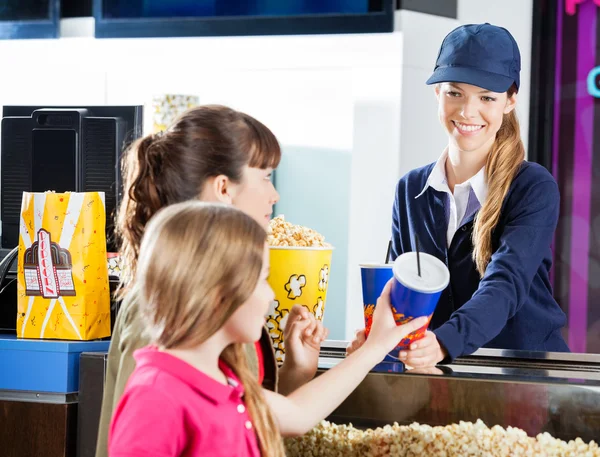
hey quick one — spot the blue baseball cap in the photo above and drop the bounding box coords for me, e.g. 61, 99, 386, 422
426, 23, 521, 93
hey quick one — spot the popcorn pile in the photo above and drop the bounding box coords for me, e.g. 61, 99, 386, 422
268, 215, 330, 248
284, 420, 600, 457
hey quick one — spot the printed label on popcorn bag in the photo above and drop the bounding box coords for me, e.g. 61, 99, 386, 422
23, 229, 75, 298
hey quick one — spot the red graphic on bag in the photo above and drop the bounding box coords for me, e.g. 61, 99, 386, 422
23, 229, 75, 298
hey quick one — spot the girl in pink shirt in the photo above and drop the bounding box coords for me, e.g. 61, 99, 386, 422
109, 202, 427, 457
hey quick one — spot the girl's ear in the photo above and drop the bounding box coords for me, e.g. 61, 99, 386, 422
201, 175, 234, 204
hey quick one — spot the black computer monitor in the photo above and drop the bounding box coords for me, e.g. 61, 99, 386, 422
0, 105, 143, 250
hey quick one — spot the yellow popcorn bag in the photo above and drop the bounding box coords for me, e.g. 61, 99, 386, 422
16, 192, 111, 340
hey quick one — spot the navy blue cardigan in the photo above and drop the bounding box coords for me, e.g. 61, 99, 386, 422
391, 161, 569, 360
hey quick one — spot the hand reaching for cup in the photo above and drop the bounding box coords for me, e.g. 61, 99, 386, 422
361, 279, 428, 359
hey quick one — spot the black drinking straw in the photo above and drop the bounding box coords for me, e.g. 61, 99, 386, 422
416, 236, 422, 277
385, 240, 392, 264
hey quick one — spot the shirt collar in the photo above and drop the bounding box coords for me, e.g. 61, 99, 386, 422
415, 150, 451, 199
415, 150, 488, 206
468, 166, 488, 206
134, 346, 245, 405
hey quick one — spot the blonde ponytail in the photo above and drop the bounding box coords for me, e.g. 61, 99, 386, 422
222, 345, 286, 457
472, 86, 525, 276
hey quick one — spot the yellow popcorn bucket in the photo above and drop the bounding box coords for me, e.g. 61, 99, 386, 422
266, 246, 333, 364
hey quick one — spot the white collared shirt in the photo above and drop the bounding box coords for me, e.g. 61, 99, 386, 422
416, 150, 488, 246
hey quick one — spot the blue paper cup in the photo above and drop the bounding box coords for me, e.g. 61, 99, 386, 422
387, 252, 450, 360
359, 263, 394, 339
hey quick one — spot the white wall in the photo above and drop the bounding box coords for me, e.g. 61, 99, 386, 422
0, 2, 534, 340
342, 11, 460, 338
394, 12, 460, 177
458, 0, 534, 153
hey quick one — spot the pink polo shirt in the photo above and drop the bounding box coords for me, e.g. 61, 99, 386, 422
108, 346, 261, 457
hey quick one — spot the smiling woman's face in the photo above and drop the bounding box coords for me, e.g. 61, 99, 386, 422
435, 82, 517, 157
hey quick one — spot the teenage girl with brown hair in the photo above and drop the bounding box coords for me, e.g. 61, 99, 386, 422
96, 105, 328, 457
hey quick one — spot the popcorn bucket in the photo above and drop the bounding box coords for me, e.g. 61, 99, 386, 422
266, 246, 333, 364
150, 94, 200, 133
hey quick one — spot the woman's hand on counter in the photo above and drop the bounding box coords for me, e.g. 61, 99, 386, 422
345, 329, 366, 356
398, 331, 446, 368
279, 305, 329, 396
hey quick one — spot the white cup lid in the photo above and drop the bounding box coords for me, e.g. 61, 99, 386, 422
392, 252, 450, 294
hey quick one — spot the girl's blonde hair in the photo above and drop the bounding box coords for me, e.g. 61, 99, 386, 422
136, 201, 285, 457
473, 84, 525, 276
